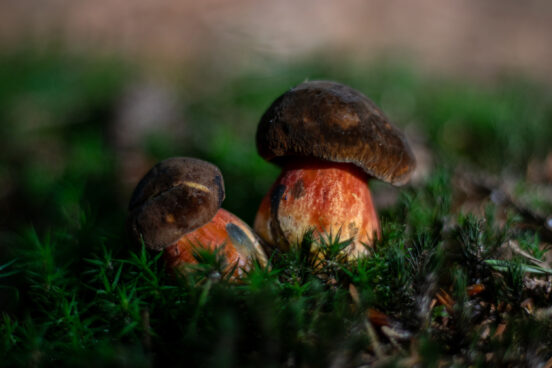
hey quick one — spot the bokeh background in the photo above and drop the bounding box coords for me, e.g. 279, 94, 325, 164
1, 0, 552, 251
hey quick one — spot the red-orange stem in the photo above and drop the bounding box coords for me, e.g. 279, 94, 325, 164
255, 159, 380, 259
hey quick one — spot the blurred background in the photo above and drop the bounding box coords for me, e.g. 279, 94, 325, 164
1, 0, 552, 250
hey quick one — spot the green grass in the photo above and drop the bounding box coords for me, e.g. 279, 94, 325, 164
1, 49, 552, 366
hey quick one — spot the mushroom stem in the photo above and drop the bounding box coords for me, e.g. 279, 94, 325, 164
165, 208, 268, 275
254, 159, 381, 259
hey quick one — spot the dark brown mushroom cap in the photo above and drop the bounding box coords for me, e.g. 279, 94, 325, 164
256, 81, 416, 185
128, 157, 225, 250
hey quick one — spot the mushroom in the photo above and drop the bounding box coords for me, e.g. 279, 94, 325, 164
128, 157, 268, 276
254, 81, 416, 259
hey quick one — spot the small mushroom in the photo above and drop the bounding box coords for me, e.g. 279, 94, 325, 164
254, 81, 416, 259
128, 157, 267, 276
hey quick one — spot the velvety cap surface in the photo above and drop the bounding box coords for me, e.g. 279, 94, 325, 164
256, 81, 416, 185
128, 157, 225, 250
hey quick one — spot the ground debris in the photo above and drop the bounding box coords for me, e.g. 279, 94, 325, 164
452, 167, 552, 243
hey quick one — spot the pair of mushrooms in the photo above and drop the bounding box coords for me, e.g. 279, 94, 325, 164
128, 81, 415, 276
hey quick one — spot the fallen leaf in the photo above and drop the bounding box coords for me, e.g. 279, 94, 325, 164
367, 308, 390, 327
436, 289, 455, 313
467, 284, 485, 296
493, 323, 507, 338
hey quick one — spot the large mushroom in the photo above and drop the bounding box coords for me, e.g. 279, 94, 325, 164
128, 157, 267, 276
254, 81, 416, 259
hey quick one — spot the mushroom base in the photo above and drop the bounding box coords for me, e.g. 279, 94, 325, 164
164, 208, 267, 277
254, 160, 381, 260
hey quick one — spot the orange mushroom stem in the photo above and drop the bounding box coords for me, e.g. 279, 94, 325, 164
166, 208, 267, 276
254, 158, 381, 259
